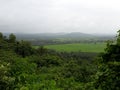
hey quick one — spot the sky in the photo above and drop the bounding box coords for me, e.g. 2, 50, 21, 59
0, 0, 120, 34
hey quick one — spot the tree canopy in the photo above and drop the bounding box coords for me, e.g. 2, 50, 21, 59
0, 31, 120, 90
94, 30, 120, 90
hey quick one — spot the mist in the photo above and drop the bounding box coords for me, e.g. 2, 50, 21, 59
0, 0, 120, 34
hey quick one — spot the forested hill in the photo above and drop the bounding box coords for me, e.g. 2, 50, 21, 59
2, 32, 114, 46
0, 31, 120, 90
3, 32, 114, 40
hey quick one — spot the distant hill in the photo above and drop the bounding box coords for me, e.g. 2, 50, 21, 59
60, 32, 95, 38
3, 32, 115, 41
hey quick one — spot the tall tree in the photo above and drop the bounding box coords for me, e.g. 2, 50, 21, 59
9, 33, 16, 43
94, 30, 120, 90
15, 40, 34, 57
0, 32, 3, 40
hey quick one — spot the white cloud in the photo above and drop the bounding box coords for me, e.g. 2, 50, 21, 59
0, 0, 120, 34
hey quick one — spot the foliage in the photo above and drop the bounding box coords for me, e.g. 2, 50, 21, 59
2, 32, 118, 90
94, 30, 120, 90
9, 33, 16, 43
14, 40, 35, 57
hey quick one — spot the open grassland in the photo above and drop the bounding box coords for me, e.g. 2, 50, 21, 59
34, 43, 106, 53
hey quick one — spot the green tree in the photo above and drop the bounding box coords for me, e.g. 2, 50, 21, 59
9, 33, 16, 43
15, 40, 34, 57
36, 46, 47, 56
0, 50, 18, 90
94, 30, 120, 90
0, 32, 3, 40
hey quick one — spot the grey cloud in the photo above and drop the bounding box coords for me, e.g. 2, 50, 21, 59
0, 0, 120, 34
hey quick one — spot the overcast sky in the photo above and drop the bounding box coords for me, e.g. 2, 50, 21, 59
0, 0, 120, 34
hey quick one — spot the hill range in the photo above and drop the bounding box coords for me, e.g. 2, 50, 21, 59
3, 32, 115, 40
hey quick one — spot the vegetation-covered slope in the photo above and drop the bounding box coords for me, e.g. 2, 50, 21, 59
0, 31, 120, 90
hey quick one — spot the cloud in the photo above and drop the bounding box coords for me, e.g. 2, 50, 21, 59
0, 0, 120, 34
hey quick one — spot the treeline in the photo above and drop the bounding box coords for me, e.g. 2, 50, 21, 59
30, 39, 106, 46
0, 31, 120, 90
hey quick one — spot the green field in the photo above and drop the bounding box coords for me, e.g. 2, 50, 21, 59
35, 43, 106, 53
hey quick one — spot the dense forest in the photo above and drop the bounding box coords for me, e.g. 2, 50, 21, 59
0, 31, 120, 90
